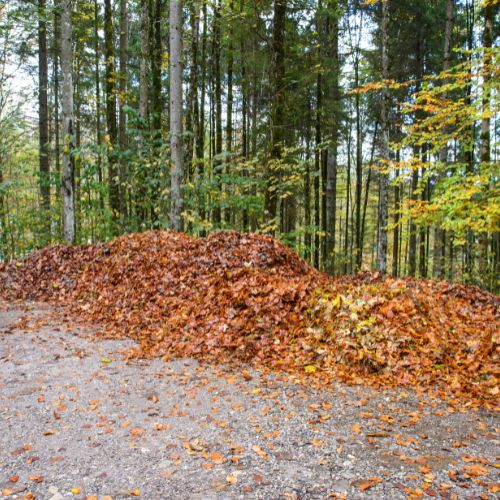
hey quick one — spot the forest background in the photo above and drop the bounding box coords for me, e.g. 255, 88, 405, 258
0, 0, 498, 290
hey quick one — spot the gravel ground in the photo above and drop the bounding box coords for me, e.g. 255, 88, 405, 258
0, 300, 498, 500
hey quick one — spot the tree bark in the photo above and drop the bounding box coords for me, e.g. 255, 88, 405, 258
479, 0, 493, 284
376, 0, 389, 273
104, 0, 120, 222
94, 0, 103, 208
265, 0, 286, 228
212, 0, 223, 225
53, 0, 61, 208
61, 0, 75, 243
432, 0, 454, 278
325, 2, 339, 274
38, 0, 51, 240
169, 0, 184, 231
314, 72, 321, 269
139, 0, 149, 125
118, 0, 128, 220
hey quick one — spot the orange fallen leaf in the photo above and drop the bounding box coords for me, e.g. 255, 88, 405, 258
358, 477, 383, 491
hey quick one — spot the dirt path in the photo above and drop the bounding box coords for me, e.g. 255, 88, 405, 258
0, 301, 498, 499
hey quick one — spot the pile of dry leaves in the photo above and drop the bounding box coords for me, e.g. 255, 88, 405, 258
1, 230, 498, 403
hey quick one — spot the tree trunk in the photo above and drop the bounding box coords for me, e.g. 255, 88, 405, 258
151, 0, 163, 137
38, 0, 50, 241
325, 3, 339, 274
118, 0, 128, 221
344, 127, 352, 274
479, 0, 493, 285
169, 0, 184, 231
304, 93, 312, 262
314, 72, 321, 268
61, 0, 75, 243
354, 54, 362, 271
197, 0, 207, 229
433, 0, 454, 278
361, 121, 378, 256
139, 0, 149, 125
392, 141, 400, 277
212, 0, 223, 225
185, 0, 199, 178
376, 0, 389, 273
265, 0, 286, 228
104, 0, 120, 223
53, 1, 61, 209
94, 0, 103, 209
224, 0, 234, 225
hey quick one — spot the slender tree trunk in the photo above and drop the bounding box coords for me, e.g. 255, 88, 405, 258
223, 0, 234, 225
94, 0, 103, 209
324, 4, 339, 273
118, 0, 128, 221
344, 128, 352, 274
169, 0, 184, 231
314, 72, 322, 268
361, 122, 378, 257
104, 0, 120, 223
197, 0, 207, 229
392, 143, 400, 277
53, 2, 61, 209
353, 10, 363, 271
304, 93, 312, 262
433, 0, 454, 278
265, 0, 286, 228
38, 0, 51, 242
464, 0, 475, 280
139, 0, 149, 126
408, 16, 424, 276
61, 0, 75, 243
376, 0, 389, 273
137, 0, 149, 224
408, 160, 419, 276
479, 0, 493, 285
185, 1, 199, 179
212, 0, 223, 225
151, 0, 163, 136
354, 60, 362, 271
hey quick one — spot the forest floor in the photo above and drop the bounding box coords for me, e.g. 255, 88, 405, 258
1, 301, 498, 500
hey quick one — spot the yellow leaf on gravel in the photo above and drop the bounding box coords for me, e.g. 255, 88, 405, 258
71, 487, 81, 494
226, 473, 237, 484
251, 445, 268, 460
129, 490, 141, 496
351, 424, 362, 434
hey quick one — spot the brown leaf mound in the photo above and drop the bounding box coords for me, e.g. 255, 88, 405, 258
1, 230, 498, 404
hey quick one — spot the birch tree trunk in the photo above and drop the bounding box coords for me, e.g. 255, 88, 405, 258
376, 0, 389, 273
169, 0, 184, 231
61, 0, 75, 243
